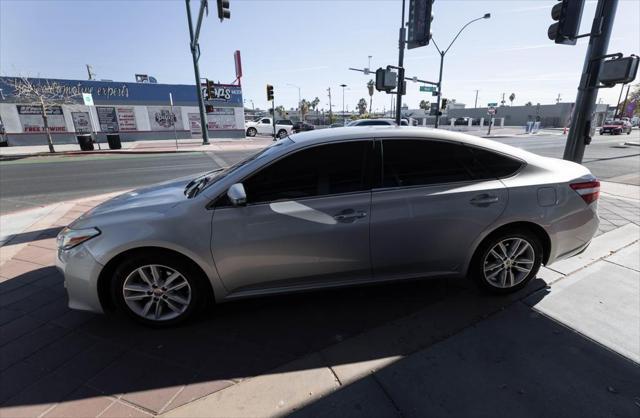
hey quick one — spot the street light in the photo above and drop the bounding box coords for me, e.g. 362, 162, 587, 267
432, 13, 490, 128
340, 84, 347, 126
286, 83, 301, 121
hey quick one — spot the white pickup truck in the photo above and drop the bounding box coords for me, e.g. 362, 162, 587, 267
245, 117, 293, 138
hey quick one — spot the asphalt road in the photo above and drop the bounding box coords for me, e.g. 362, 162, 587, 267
0, 131, 638, 214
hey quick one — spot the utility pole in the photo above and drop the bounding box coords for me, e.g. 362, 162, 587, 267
185, 0, 210, 145
395, 0, 407, 125
556, 93, 562, 104
563, 0, 618, 163
86, 64, 95, 81
340, 84, 347, 125
500, 92, 506, 106
474, 89, 479, 108
327, 87, 333, 124
620, 84, 631, 118
614, 83, 625, 118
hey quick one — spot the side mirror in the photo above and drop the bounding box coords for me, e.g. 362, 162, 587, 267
227, 183, 247, 206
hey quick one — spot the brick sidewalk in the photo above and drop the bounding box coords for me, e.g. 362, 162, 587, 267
1, 192, 637, 417
0, 195, 465, 417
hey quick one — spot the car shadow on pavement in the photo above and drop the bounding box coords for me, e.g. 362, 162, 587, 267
2, 226, 63, 247
290, 296, 640, 418
0, 265, 563, 416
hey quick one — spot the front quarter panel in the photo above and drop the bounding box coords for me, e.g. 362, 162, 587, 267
81, 198, 227, 302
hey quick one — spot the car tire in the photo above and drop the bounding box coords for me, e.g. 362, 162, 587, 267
246, 127, 257, 137
470, 228, 542, 294
277, 129, 288, 139
111, 251, 207, 327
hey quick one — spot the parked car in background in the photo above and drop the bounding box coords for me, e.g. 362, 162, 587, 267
245, 118, 293, 138
600, 119, 632, 135
57, 126, 600, 326
454, 117, 471, 126
347, 118, 409, 127
292, 121, 315, 133
330, 123, 344, 128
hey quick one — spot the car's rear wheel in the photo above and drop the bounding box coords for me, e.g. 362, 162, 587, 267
246, 127, 257, 137
277, 129, 288, 138
471, 229, 542, 294
111, 253, 205, 326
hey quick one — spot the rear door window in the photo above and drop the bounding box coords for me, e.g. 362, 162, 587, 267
468, 147, 524, 178
380, 139, 492, 188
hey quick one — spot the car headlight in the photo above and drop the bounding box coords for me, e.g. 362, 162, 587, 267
56, 227, 101, 251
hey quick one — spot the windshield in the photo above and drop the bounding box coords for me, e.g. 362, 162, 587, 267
184, 137, 294, 198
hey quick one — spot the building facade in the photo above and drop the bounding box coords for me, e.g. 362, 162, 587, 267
0, 77, 246, 146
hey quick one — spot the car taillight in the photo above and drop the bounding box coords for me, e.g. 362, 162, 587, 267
570, 180, 600, 204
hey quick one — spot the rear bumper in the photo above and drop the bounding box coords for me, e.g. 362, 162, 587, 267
546, 204, 599, 265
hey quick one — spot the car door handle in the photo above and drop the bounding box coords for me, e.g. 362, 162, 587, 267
334, 210, 367, 222
470, 195, 500, 206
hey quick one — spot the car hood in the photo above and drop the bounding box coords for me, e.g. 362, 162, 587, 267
71, 175, 197, 227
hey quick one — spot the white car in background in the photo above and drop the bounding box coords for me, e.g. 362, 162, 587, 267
245, 117, 293, 138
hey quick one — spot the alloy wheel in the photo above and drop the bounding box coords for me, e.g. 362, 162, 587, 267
483, 238, 535, 289
122, 264, 192, 321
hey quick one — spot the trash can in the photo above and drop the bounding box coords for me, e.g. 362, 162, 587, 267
77, 134, 94, 151
107, 134, 122, 150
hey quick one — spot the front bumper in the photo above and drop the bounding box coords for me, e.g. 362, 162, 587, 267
56, 245, 105, 313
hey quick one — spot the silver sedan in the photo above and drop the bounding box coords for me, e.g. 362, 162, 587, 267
57, 127, 600, 326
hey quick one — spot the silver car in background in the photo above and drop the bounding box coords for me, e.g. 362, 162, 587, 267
57, 127, 600, 326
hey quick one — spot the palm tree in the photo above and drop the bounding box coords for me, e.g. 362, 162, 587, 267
357, 98, 367, 115
275, 105, 286, 118
509, 93, 516, 107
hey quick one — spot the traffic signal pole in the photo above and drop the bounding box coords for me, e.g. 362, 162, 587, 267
185, 0, 210, 145
434, 51, 444, 128
563, 0, 618, 163
395, 0, 407, 126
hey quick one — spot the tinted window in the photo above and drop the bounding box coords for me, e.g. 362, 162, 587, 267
261, 119, 270, 123
469, 147, 523, 178
359, 120, 391, 126
244, 141, 371, 203
381, 140, 492, 187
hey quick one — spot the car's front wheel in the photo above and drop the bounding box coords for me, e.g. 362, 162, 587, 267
470, 229, 542, 294
111, 252, 206, 326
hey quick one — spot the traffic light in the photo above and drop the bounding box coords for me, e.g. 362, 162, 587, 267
407, 0, 434, 49
548, 0, 585, 45
206, 79, 215, 100
266, 84, 274, 101
217, 0, 230, 21
441, 98, 448, 110
375, 68, 397, 92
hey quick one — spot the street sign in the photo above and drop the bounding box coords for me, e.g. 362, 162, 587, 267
420, 86, 436, 92
82, 93, 94, 106
487, 102, 498, 107
487, 107, 496, 115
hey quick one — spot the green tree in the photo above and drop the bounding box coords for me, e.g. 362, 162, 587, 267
275, 105, 286, 117
310, 97, 320, 112
419, 100, 430, 111
357, 98, 368, 115
299, 99, 310, 121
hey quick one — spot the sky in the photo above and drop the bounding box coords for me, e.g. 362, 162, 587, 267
1, 0, 639, 113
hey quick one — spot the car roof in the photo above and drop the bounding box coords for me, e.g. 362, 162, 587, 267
287, 126, 540, 162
